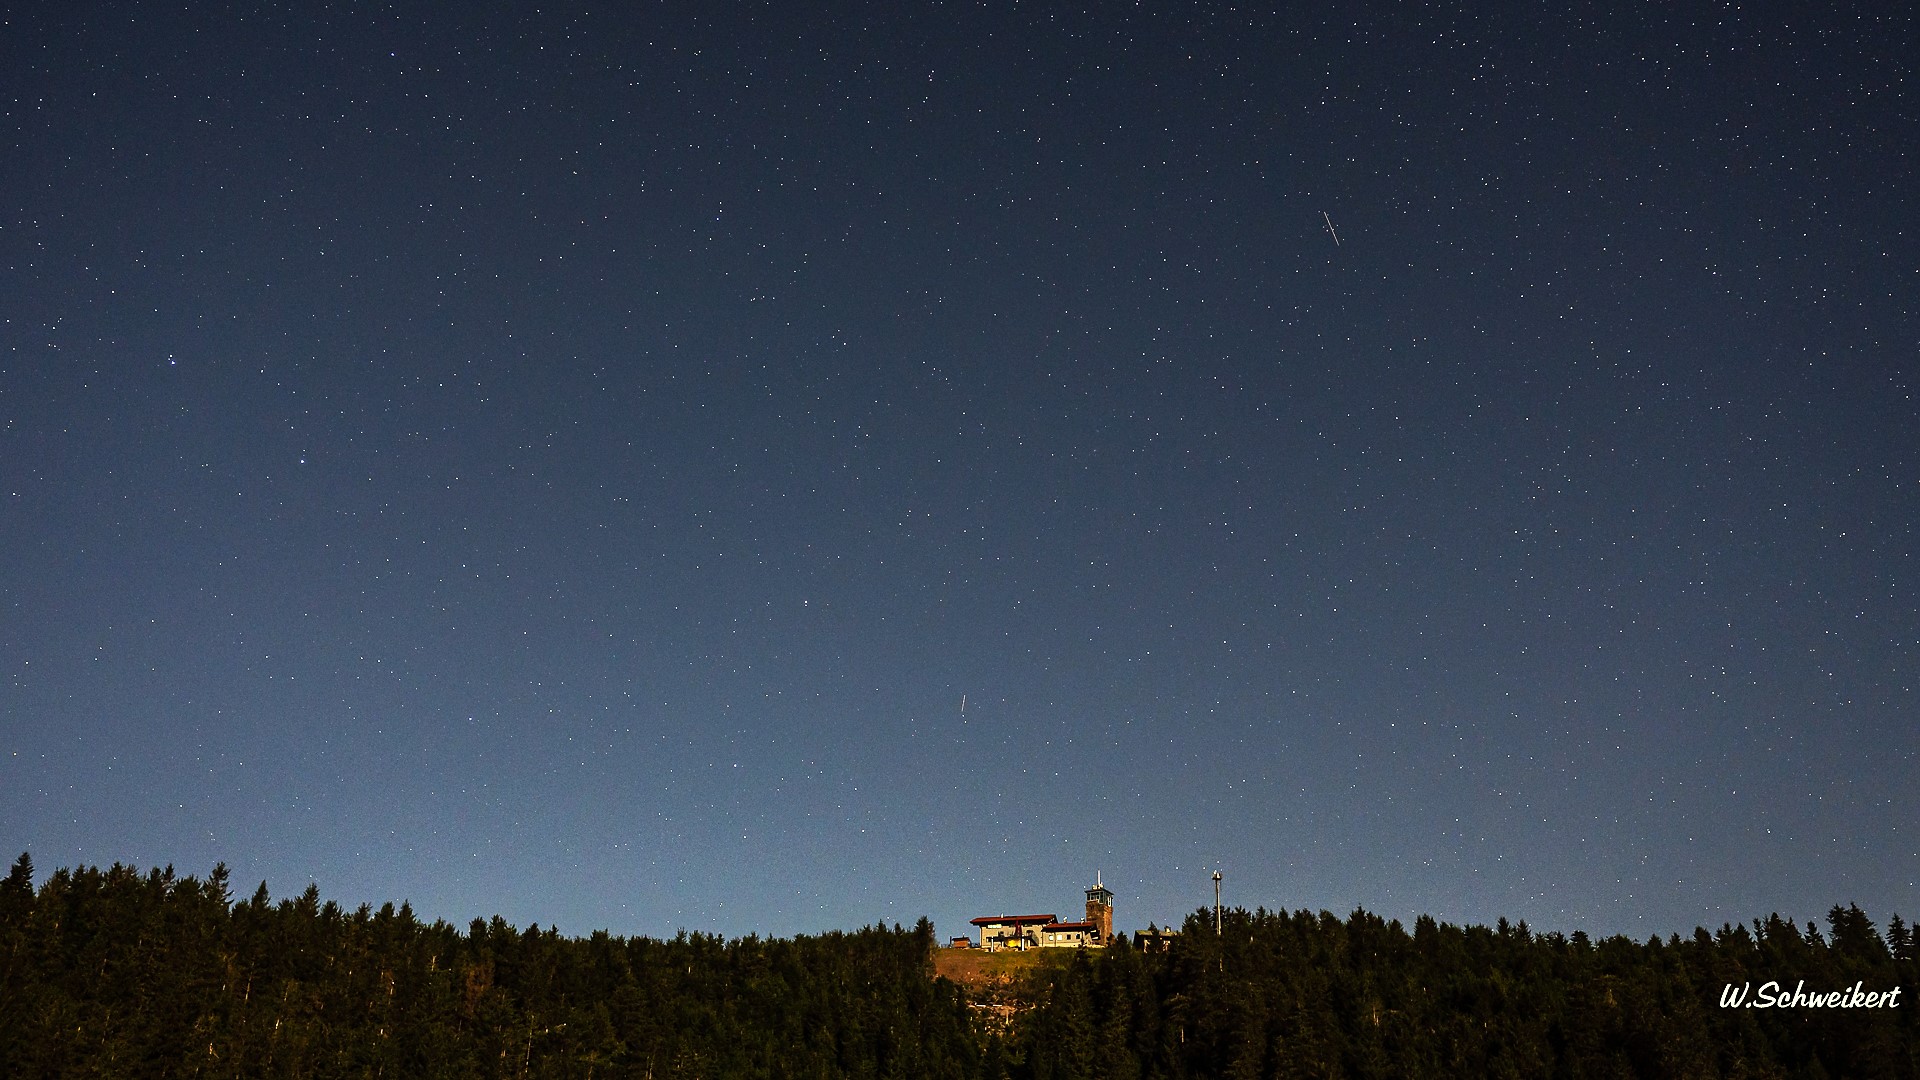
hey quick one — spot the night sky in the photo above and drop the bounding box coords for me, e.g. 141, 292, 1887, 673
4, 3, 1914, 945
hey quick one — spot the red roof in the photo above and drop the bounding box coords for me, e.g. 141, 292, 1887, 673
970, 913, 1058, 926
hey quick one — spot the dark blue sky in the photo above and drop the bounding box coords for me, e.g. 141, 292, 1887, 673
4, 2, 1914, 943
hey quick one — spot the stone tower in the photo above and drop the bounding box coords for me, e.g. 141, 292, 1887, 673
1085, 872, 1114, 943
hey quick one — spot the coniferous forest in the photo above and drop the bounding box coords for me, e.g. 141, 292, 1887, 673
2, 855, 1913, 1078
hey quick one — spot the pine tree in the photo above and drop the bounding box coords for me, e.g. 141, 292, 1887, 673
1883, 913, 1911, 963
1827, 903, 1889, 963
1, 853, 30, 900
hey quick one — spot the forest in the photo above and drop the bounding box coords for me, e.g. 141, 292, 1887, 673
2, 854, 1913, 1078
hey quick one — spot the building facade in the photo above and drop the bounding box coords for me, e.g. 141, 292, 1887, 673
971, 875, 1117, 951
969, 913, 1058, 951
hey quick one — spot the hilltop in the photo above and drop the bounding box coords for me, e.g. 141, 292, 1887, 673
5, 857, 1914, 1077
931, 944, 1076, 990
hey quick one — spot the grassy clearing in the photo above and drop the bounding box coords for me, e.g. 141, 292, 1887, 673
931, 946, 1076, 988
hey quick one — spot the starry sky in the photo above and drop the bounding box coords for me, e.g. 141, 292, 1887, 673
4, 2, 1915, 944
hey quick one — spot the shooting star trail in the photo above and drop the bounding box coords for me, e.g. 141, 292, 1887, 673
1322, 211, 1340, 246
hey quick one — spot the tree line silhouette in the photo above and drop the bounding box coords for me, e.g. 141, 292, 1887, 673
1011, 905, 1914, 1079
2, 854, 1913, 1077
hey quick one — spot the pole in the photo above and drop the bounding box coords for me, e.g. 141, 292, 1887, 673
1212, 871, 1222, 935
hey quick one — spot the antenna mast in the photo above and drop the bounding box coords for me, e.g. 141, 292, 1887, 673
1212, 870, 1222, 935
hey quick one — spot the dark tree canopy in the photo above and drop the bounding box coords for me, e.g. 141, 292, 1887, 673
1, 855, 1912, 1078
